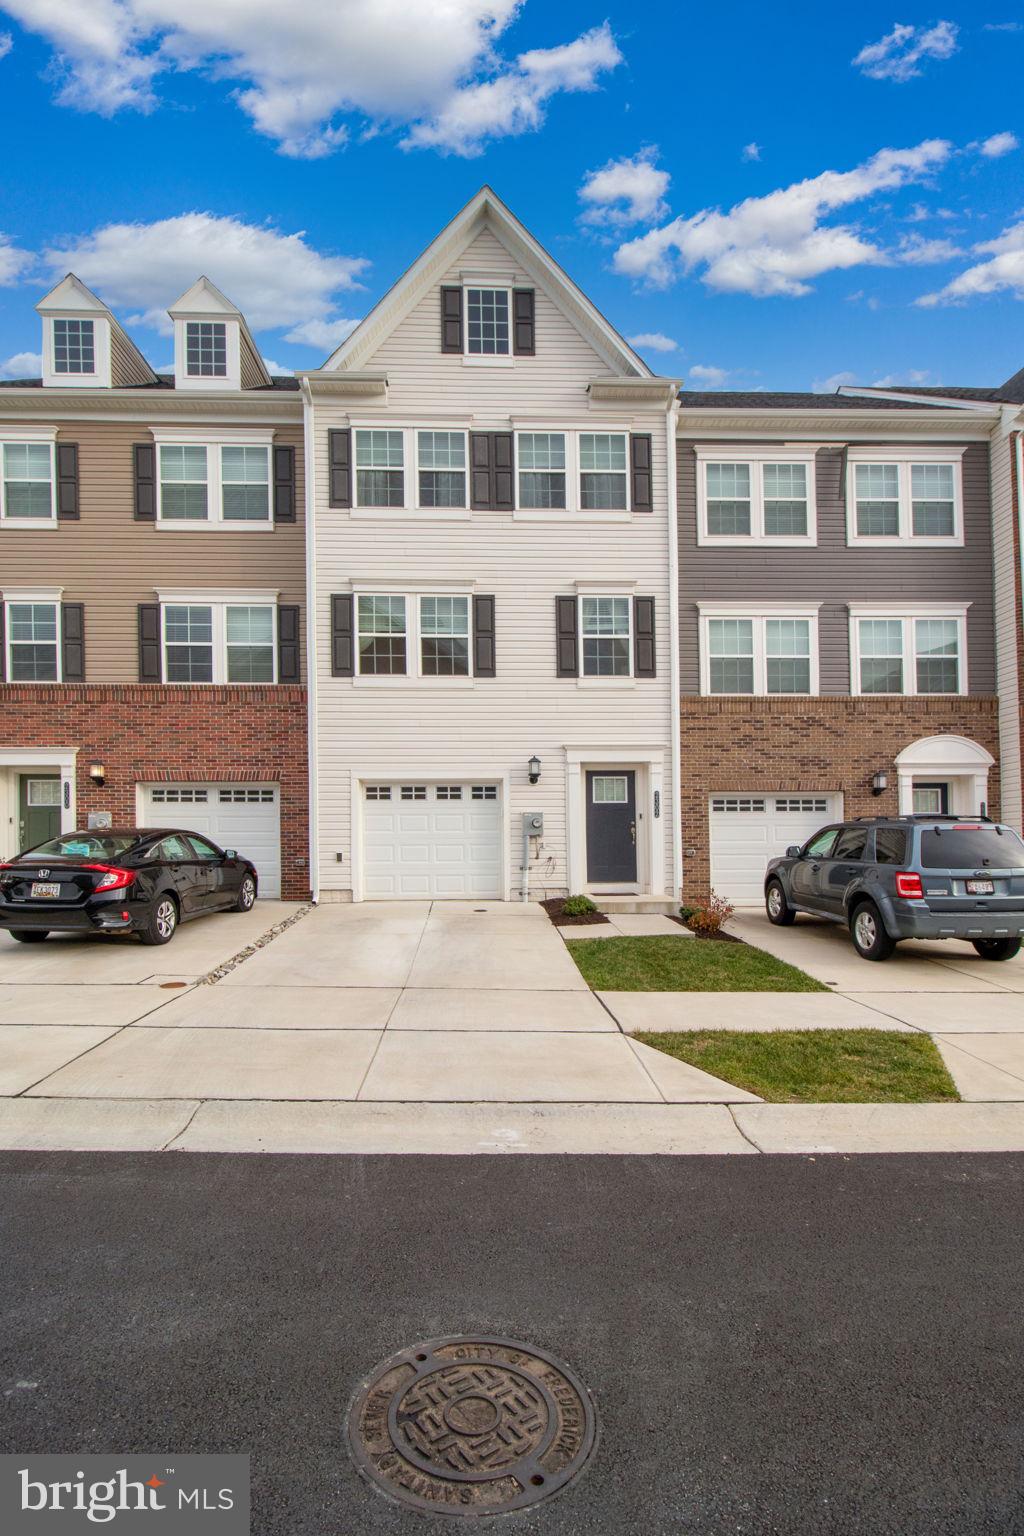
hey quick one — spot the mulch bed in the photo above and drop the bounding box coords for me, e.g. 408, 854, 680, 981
541, 897, 610, 927
670, 914, 743, 943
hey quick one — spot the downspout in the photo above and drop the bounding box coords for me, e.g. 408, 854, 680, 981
300, 376, 320, 904
666, 398, 683, 900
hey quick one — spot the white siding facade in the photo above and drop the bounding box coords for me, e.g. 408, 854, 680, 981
306, 214, 677, 901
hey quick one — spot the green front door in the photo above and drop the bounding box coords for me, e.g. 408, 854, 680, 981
19, 775, 61, 851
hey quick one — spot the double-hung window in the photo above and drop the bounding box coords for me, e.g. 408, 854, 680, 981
581, 596, 632, 677
160, 597, 276, 684
53, 319, 95, 375
850, 609, 966, 695
1, 441, 55, 523
355, 430, 404, 508
417, 432, 467, 508
156, 440, 272, 526
518, 433, 566, 509
185, 321, 227, 378
6, 599, 60, 681
696, 448, 816, 544
847, 450, 964, 546
579, 433, 628, 510
701, 609, 818, 695
355, 592, 474, 679
466, 288, 510, 355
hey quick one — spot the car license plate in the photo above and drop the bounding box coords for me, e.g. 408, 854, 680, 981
966, 879, 994, 895
30, 881, 61, 899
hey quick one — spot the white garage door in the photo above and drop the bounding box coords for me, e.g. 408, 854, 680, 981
363, 782, 502, 899
709, 793, 842, 905
139, 784, 281, 898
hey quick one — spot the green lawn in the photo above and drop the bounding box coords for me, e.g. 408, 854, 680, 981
635, 1030, 960, 1104
566, 935, 827, 993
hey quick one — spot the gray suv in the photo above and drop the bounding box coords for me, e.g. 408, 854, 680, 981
765, 816, 1024, 962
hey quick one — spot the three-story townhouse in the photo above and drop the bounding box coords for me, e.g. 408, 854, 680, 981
300, 188, 680, 904
675, 386, 1006, 904
0, 275, 308, 897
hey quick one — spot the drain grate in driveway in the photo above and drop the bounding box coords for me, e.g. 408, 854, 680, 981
347, 1336, 597, 1517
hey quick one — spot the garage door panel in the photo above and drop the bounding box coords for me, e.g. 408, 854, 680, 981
363, 783, 501, 899
709, 793, 840, 905
140, 784, 281, 899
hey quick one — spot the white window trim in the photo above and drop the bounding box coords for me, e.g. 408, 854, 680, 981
156, 592, 278, 685
694, 445, 818, 547
352, 590, 475, 686
462, 283, 513, 365
173, 317, 241, 392
845, 446, 966, 548
698, 604, 821, 697
151, 430, 274, 530
1, 588, 64, 683
413, 428, 469, 512
42, 316, 111, 389
578, 591, 634, 683
848, 604, 969, 696
0, 431, 58, 527
514, 427, 633, 519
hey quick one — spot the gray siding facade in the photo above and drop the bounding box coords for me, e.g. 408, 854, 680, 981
677, 440, 995, 694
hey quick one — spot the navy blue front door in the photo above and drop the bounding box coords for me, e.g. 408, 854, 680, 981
586, 771, 637, 884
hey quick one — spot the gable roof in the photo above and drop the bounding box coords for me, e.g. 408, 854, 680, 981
837, 365, 1024, 411
168, 276, 271, 388
35, 272, 159, 385
322, 186, 653, 379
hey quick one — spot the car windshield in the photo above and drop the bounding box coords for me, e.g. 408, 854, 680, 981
22, 833, 137, 860
920, 826, 1024, 870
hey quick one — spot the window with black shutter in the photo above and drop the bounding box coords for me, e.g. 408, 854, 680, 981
328, 429, 352, 508
441, 287, 463, 353
469, 432, 514, 511
56, 443, 80, 519
512, 289, 535, 355
133, 443, 157, 521
330, 594, 354, 676
473, 595, 496, 677
555, 596, 579, 677
273, 445, 296, 522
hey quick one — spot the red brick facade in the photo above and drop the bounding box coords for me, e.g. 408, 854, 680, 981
0, 683, 309, 899
680, 695, 1001, 898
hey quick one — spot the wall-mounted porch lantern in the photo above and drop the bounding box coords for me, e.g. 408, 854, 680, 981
527, 755, 541, 785
871, 770, 888, 797
89, 762, 106, 788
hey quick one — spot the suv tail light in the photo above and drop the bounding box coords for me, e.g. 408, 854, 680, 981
895, 871, 924, 899
82, 864, 136, 891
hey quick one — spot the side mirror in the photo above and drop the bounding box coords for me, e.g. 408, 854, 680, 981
786, 845, 802, 858
223, 849, 238, 860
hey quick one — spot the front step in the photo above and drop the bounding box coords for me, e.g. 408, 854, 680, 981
591, 895, 680, 915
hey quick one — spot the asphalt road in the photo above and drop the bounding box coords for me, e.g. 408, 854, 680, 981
1, 1152, 1022, 1535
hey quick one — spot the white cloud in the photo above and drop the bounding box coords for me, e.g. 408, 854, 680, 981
613, 139, 952, 296
812, 370, 858, 393
853, 21, 958, 82
0, 234, 34, 285
2, 2, 621, 158
0, 31, 12, 59
283, 316, 361, 349
983, 21, 1022, 31
906, 201, 956, 222
40, 213, 367, 333
259, 356, 291, 375
688, 364, 730, 387
0, 350, 42, 378
627, 331, 678, 352
917, 220, 1024, 305
741, 142, 761, 162
405, 23, 621, 156
895, 233, 962, 264
870, 369, 933, 387
579, 148, 669, 228
978, 131, 1019, 158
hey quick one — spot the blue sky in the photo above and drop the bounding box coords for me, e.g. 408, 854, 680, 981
0, 1, 1021, 389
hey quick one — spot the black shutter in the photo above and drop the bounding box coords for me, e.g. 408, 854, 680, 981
441, 286, 463, 353
0, 604, 5, 682
328, 429, 352, 508
277, 604, 300, 682
133, 443, 156, 521
138, 604, 161, 682
273, 444, 296, 522
473, 595, 496, 677
556, 596, 579, 678
330, 594, 355, 677
61, 603, 85, 682
469, 432, 514, 511
630, 433, 653, 513
633, 596, 656, 678
512, 289, 535, 355
56, 443, 80, 520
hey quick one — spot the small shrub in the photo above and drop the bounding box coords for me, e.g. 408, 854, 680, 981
686, 892, 735, 936
679, 904, 699, 922
562, 894, 598, 916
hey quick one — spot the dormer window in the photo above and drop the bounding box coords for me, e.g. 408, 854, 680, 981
53, 319, 95, 375
185, 322, 227, 378
466, 288, 510, 356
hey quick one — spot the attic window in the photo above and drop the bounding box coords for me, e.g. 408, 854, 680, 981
53, 319, 95, 375
186, 322, 227, 379
466, 288, 510, 356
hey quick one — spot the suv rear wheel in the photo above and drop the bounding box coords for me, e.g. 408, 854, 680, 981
765, 879, 795, 926
9, 930, 48, 943
850, 900, 896, 962
971, 937, 1021, 962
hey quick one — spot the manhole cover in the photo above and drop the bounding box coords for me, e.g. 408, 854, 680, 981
347, 1336, 597, 1518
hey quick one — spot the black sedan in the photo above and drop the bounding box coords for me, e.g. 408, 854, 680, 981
0, 829, 258, 946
